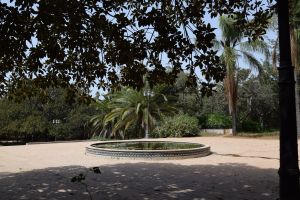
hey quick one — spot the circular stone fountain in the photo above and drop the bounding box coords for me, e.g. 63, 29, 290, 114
86, 140, 210, 159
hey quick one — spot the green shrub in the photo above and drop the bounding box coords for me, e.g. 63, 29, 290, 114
151, 114, 200, 138
199, 113, 231, 129
239, 119, 262, 132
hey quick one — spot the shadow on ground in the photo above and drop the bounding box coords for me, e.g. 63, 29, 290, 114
0, 163, 278, 200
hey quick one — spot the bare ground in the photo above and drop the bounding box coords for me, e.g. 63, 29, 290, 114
0, 136, 298, 200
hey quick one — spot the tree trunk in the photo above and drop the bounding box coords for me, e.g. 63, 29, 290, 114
232, 108, 237, 136
290, 28, 300, 136
225, 74, 238, 136
278, 1, 300, 199
294, 72, 300, 135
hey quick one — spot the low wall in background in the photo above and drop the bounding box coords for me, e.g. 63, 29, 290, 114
201, 129, 232, 135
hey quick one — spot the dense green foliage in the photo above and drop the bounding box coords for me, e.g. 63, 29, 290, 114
172, 73, 202, 116
89, 64, 279, 139
0, 1, 274, 99
0, 88, 97, 142
91, 86, 177, 139
0, 2, 279, 140
237, 67, 279, 131
239, 119, 262, 132
200, 66, 279, 132
0, 98, 48, 140
0, 64, 280, 142
199, 113, 231, 129
151, 114, 200, 138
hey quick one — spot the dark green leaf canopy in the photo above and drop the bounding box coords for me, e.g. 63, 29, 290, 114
0, 0, 275, 97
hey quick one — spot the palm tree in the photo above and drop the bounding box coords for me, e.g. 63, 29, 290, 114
290, 0, 300, 69
89, 97, 115, 138
271, 1, 300, 135
215, 16, 269, 135
93, 87, 177, 139
289, 0, 300, 135
104, 88, 146, 139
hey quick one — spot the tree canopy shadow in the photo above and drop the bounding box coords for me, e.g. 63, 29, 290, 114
0, 162, 278, 200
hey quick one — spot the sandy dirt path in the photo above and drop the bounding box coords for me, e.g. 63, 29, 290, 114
0, 136, 298, 200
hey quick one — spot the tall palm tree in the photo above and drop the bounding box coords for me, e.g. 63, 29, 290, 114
290, 0, 300, 68
289, 0, 300, 135
215, 16, 270, 135
271, 1, 300, 135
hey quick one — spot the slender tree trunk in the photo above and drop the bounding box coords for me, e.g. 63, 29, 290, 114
232, 77, 238, 136
294, 72, 300, 135
232, 109, 237, 135
290, 28, 300, 135
225, 73, 238, 136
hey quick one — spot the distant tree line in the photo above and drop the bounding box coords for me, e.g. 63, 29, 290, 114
201, 66, 279, 132
0, 65, 279, 142
0, 88, 97, 142
91, 67, 279, 139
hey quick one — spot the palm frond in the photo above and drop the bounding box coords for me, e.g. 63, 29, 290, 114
239, 40, 270, 59
291, 0, 300, 27
103, 109, 122, 124
219, 15, 243, 43
160, 94, 168, 102
124, 117, 137, 130
121, 109, 134, 120
222, 47, 238, 74
136, 103, 142, 114
213, 39, 222, 50
241, 51, 264, 74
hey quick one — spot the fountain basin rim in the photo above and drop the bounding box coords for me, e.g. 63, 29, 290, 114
86, 140, 211, 159
87, 140, 210, 152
